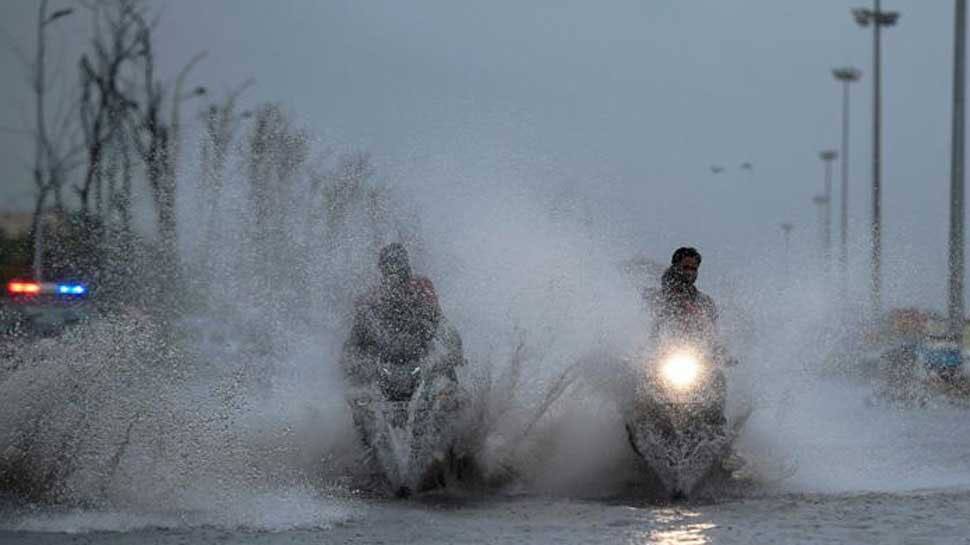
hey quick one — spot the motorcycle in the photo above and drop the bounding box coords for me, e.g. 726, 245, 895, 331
624, 341, 742, 499
345, 323, 471, 497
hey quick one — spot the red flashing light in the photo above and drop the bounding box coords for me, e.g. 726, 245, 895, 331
7, 281, 41, 295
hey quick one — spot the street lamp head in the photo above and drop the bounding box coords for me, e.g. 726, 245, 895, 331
780, 222, 794, 233
877, 11, 900, 26
44, 8, 74, 25
852, 8, 873, 27
820, 150, 839, 161
178, 87, 208, 102
813, 195, 829, 206
833, 67, 862, 82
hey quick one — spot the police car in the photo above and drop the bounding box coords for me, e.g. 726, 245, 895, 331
0, 280, 94, 338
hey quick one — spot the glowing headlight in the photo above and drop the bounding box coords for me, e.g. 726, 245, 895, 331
660, 352, 701, 389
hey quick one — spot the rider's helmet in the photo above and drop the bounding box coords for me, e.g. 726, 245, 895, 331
378, 243, 413, 283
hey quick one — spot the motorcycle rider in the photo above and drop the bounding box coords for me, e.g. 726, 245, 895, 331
627, 247, 747, 490
342, 242, 449, 390
340, 243, 466, 494
648, 247, 718, 344
645, 247, 733, 425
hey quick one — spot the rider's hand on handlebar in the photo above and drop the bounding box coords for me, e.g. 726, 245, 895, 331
712, 344, 738, 367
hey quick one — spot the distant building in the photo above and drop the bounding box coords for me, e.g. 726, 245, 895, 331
887, 308, 930, 340
0, 209, 64, 239
884, 307, 970, 353
0, 211, 33, 238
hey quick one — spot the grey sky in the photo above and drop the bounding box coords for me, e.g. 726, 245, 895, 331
0, 1, 962, 309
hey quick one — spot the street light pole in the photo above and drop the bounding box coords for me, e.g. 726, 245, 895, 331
781, 222, 794, 282
31, 1, 74, 282
820, 150, 839, 272
813, 195, 829, 264
833, 67, 862, 293
854, 1, 899, 316
949, 0, 966, 359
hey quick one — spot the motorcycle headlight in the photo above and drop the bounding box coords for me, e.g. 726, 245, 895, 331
660, 352, 701, 389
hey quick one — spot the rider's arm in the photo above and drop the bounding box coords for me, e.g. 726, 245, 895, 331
706, 298, 739, 367
413, 277, 442, 323
412, 277, 444, 349
341, 302, 379, 385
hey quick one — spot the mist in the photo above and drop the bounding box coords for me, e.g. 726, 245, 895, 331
2, 108, 947, 527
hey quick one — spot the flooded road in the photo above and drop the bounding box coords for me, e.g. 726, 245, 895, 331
4, 317, 970, 544
4, 489, 970, 544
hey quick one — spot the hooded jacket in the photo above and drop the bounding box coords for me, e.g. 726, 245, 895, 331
350, 276, 441, 362
646, 267, 718, 344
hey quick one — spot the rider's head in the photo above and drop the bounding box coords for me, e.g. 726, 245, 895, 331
378, 243, 412, 284
669, 246, 702, 287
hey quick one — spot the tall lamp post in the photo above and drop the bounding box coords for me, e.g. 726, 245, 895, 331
781, 222, 794, 282
31, 2, 74, 282
820, 150, 839, 272
949, 0, 966, 360
833, 67, 862, 292
813, 195, 829, 264
853, 1, 899, 316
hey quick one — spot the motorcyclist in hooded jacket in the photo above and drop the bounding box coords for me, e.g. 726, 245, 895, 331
342, 243, 461, 396
648, 247, 717, 344
645, 246, 737, 372
639, 247, 732, 430
341, 243, 470, 495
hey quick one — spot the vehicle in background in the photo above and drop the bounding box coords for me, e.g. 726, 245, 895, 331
0, 280, 95, 339
915, 336, 963, 378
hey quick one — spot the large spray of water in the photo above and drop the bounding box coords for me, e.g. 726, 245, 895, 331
4, 109, 970, 534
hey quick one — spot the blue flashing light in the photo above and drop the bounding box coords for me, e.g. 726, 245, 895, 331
57, 284, 87, 295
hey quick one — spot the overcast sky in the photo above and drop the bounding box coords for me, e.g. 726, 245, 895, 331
0, 1, 963, 310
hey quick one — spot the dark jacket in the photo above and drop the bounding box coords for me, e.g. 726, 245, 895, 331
645, 267, 718, 345
343, 275, 442, 385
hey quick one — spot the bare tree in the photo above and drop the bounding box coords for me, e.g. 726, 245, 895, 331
198, 80, 253, 262
122, 2, 205, 281
313, 150, 409, 252
113, 126, 134, 234
76, 0, 142, 220
245, 103, 308, 263
317, 151, 377, 235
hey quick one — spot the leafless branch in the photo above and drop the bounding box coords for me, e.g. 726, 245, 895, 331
0, 25, 32, 74
0, 125, 35, 137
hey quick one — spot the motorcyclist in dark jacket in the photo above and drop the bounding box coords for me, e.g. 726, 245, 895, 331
341, 244, 468, 494
644, 247, 734, 426
647, 247, 718, 345
343, 243, 458, 394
